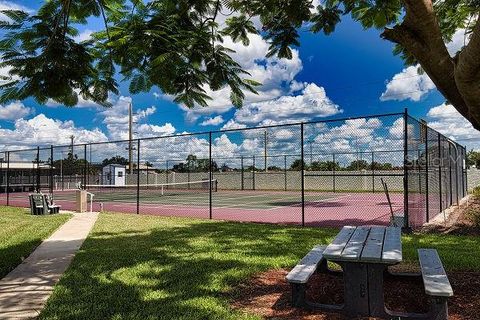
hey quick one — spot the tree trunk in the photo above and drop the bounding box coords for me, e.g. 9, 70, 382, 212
454, 17, 480, 128
381, 0, 480, 131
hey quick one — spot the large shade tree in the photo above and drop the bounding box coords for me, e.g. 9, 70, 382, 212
0, 0, 479, 129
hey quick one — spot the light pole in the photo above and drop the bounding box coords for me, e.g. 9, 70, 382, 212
69, 135, 75, 155
126, 102, 138, 174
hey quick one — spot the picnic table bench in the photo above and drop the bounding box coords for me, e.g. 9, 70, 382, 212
286, 226, 453, 320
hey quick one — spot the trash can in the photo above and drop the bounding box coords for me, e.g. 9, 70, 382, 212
76, 189, 87, 213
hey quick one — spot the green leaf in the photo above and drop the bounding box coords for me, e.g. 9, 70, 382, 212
0, 10, 29, 23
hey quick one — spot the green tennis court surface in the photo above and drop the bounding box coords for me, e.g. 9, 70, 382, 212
51, 190, 342, 210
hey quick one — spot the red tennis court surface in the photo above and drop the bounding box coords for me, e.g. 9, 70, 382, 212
0, 190, 407, 227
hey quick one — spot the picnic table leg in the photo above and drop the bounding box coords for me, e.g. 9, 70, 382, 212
341, 262, 369, 317
429, 297, 448, 320
290, 283, 306, 307
371, 264, 448, 320
367, 264, 390, 318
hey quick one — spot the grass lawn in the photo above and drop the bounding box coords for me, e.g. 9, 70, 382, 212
0, 206, 71, 278
40, 213, 480, 320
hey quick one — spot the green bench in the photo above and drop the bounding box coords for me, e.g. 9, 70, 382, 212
29, 193, 61, 215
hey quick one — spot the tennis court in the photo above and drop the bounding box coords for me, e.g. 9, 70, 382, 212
1, 180, 404, 226
0, 111, 467, 228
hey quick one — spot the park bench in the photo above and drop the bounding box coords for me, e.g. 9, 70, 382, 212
418, 248, 453, 320
29, 193, 61, 215
286, 245, 329, 307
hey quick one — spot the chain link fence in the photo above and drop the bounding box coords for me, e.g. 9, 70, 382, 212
0, 110, 467, 229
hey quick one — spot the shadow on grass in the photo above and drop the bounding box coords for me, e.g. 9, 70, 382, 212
0, 239, 42, 278
38, 214, 480, 320
0, 208, 70, 279
39, 216, 337, 320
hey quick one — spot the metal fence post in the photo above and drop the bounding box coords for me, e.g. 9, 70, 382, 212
403, 108, 410, 230
83, 144, 87, 188
464, 146, 468, 195
418, 149, 422, 194
301, 123, 305, 227
50, 145, 54, 195
438, 134, 443, 213
371, 151, 375, 193
333, 153, 336, 193
454, 145, 459, 205
36, 146, 40, 192
252, 155, 256, 190
284, 155, 287, 191
425, 127, 429, 223
6, 151, 9, 206
449, 143, 453, 206
88, 145, 91, 186
136, 139, 140, 215
241, 155, 244, 190
209, 132, 213, 219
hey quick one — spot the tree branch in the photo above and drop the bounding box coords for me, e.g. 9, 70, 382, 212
455, 16, 480, 126
381, 0, 480, 130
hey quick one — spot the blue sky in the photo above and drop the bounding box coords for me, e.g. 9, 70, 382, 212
0, 0, 479, 156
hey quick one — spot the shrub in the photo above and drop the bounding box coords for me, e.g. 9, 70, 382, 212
473, 186, 480, 198
466, 208, 480, 228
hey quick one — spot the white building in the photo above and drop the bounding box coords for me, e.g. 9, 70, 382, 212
102, 164, 126, 186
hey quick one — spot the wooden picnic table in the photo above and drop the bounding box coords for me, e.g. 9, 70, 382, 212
287, 225, 453, 319
322, 225, 402, 318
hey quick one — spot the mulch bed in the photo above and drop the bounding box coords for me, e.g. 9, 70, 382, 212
230, 268, 480, 320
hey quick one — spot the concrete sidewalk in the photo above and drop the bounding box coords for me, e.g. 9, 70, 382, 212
0, 212, 98, 319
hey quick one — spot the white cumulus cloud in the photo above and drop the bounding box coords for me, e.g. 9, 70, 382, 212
0, 101, 31, 120
101, 96, 175, 140
427, 103, 480, 150
223, 83, 342, 129
180, 33, 304, 121
0, 114, 108, 151
380, 29, 470, 103
200, 115, 224, 126
380, 66, 435, 102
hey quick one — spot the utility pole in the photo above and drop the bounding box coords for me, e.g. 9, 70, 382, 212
307, 139, 313, 166
69, 135, 75, 156
264, 130, 268, 172
128, 102, 133, 174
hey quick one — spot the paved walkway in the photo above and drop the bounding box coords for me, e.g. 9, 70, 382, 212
0, 212, 98, 319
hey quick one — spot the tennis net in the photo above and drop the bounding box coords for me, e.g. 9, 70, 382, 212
83, 179, 218, 200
